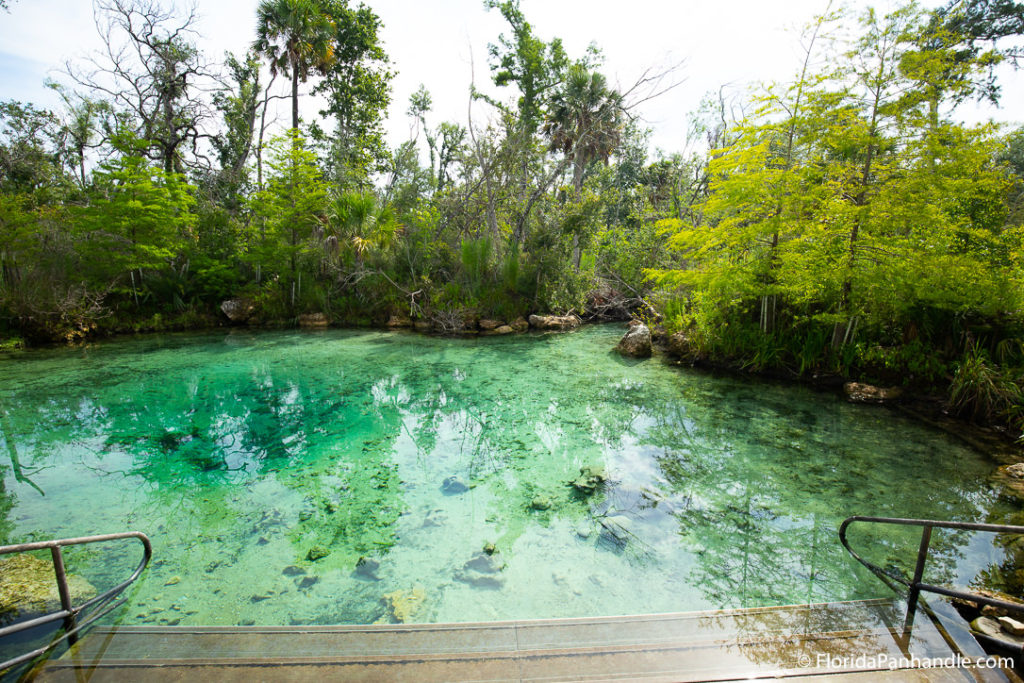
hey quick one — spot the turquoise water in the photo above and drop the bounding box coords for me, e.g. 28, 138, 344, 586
0, 325, 1018, 626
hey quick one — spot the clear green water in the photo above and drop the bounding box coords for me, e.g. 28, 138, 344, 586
0, 325, 1018, 626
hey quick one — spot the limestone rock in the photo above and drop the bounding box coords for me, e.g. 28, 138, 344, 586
843, 382, 903, 403
413, 321, 432, 332
386, 315, 413, 328
570, 465, 606, 496
972, 616, 1024, 646
478, 319, 504, 331
999, 616, 1024, 636
528, 314, 581, 331
441, 476, 470, 495
0, 554, 97, 626
615, 321, 652, 358
297, 313, 328, 328
382, 587, 426, 623
509, 317, 529, 333
282, 565, 306, 577
487, 325, 514, 335
1004, 463, 1024, 480
220, 298, 254, 323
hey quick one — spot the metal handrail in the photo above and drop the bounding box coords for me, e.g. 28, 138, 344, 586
0, 531, 151, 672
839, 515, 1024, 618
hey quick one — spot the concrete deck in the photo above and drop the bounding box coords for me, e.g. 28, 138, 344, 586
27, 598, 1021, 682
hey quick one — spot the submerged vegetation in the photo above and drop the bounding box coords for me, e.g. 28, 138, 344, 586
1, 0, 1023, 434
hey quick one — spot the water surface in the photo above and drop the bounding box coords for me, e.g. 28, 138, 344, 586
0, 325, 1017, 626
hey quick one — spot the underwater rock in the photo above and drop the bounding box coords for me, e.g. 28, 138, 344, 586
528, 314, 581, 331
164, 576, 181, 586
598, 515, 634, 548
282, 565, 307, 577
250, 594, 270, 603
509, 317, 529, 333
483, 542, 497, 555
382, 587, 427, 623
615, 321, 652, 358
570, 465, 607, 496
530, 495, 553, 511
355, 556, 381, 581
464, 552, 505, 575
0, 555, 97, 626
455, 551, 506, 590
220, 298, 254, 323
421, 509, 447, 528
441, 476, 470, 495
843, 382, 903, 403
306, 546, 330, 561
575, 523, 593, 540
295, 576, 319, 590
297, 313, 329, 328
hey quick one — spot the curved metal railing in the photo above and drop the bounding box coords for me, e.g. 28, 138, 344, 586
840, 515, 1024, 656
0, 531, 151, 672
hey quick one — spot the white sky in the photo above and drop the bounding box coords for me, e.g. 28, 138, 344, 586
0, 0, 1021, 160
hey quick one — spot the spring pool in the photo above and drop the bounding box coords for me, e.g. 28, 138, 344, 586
0, 325, 1018, 626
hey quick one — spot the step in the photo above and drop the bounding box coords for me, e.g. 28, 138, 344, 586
28, 599, 1016, 682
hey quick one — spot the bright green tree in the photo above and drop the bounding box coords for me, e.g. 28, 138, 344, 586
248, 130, 328, 306
77, 137, 195, 302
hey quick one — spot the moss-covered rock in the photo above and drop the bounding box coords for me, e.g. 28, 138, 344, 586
530, 495, 552, 511
306, 545, 330, 561
570, 465, 606, 495
0, 554, 97, 626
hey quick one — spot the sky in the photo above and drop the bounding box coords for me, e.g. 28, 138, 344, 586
0, 0, 1021, 159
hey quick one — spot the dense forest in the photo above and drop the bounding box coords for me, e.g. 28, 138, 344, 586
1, 0, 1023, 435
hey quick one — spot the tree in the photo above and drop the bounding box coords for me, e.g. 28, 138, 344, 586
0, 101, 65, 198
484, 0, 572, 138
542, 65, 623, 196
253, 0, 335, 134
248, 130, 328, 306
77, 135, 195, 301
313, 0, 392, 185
46, 82, 107, 190
210, 51, 263, 208
66, 0, 211, 174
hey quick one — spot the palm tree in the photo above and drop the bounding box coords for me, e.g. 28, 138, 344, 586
543, 65, 624, 195
327, 190, 398, 266
253, 0, 334, 133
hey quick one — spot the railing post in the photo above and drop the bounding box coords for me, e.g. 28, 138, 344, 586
49, 546, 77, 645
907, 525, 932, 613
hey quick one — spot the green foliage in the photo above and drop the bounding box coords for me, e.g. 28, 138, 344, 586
248, 130, 328, 296
950, 342, 1023, 425
77, 141, 195, 290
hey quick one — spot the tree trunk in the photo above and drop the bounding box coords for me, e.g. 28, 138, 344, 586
291, 62, 300, 133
